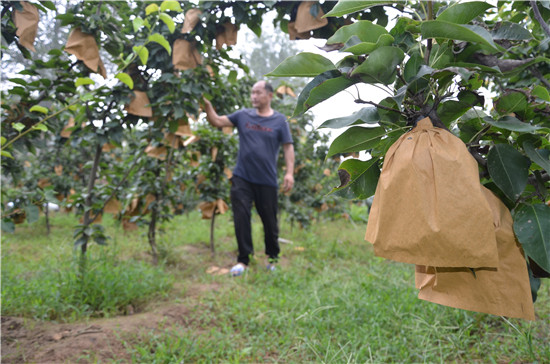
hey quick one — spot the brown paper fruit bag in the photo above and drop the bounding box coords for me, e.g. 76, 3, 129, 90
295, 1, 328, 33
173, 39, 202, 70
365, 118, 498, 268
416, 187, 535, 320
13, 1, 39, 52
65, 27, 107, 78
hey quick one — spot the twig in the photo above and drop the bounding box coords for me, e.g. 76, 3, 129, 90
354, 98, 404, 115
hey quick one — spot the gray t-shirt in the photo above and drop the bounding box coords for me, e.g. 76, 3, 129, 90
228, 108, 293, 187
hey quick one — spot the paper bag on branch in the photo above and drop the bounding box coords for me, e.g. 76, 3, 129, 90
295, 1, 328, 33
13, 1, 39, 52
365, 118, 498, 268
198, 199, 229, 219
287, 21, 311, 40
60, 117, 75, 138
173, 39, 202, 70
416, 187, 535, 320
104, 198, 122, 214
174, 121, 193, 137
163, 132, 181, 149
102, 143, 116, 152
65, 27, 107, 78
276, 85, 296, 98
126, 91, 153, 117
215, 22, 238, 50
145, 144, 167, 160
122, 217, 138, 231
181, 8, 202, 34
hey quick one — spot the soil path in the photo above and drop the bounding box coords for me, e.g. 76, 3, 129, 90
1, 282, 221, 364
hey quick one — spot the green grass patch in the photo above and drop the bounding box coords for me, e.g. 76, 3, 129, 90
1, 213, 173, 321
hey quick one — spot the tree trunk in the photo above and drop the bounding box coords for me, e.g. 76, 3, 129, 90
81, 144, 102, 256
148, 205, 158, 265
210, 211, 216, 255
45, 202, 50, 235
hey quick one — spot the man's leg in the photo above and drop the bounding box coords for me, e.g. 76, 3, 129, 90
253, 183, 279, 262
230, 176, 254, 265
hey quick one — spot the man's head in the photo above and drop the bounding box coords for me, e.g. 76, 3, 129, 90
251, 81, 273, 110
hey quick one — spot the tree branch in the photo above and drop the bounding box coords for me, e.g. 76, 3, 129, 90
472, 53, 535, 72
529, 65, 550, 89
354, 98, 404, 115
530, 0, 550, 38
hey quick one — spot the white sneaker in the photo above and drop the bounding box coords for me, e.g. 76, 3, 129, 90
230, 263, 246, 277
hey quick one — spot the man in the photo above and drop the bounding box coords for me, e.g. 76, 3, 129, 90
202, 81, 295, 276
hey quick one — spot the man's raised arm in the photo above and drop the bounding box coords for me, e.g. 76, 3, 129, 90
202, 98, 233, 128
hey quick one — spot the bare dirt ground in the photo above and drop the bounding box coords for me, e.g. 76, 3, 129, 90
1, 281, 222, 364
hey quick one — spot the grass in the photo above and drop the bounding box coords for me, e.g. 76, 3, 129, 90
2, 208, 550, 363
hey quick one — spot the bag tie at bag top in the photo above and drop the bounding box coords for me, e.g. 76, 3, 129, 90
365, 117, 534, 320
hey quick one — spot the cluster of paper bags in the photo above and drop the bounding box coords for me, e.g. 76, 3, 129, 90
365, 118, 535, 320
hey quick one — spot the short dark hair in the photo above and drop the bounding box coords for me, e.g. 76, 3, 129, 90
263, 81, 273, 93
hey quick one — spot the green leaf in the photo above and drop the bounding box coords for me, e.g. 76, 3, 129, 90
29, 105, 49, 114
81, 93, 94, 102
115, 72, 134, 89
0, 136, 6, 145
41, 1, 56, 11
492, 21, 532, 40
133, 17, 144, 32
31, 124, 48, 132
1, 150, 13, 159
421, 21, 500, 52
266, 52, 335, 77
403, 53, 424, 82
327, 126, 386, 158
351, 46, 405, 85
523, 142, 550, 175
13, 122, 25, 132
75, 77, 95, 87
160, 0, 182, 12
293, 70, 341, 117
148, 33, 171, 55
8, 78, 28, 86
532, 85, 550, 101
324, 1, 390, 17
301, 77, 357, 116
145, 3, 159, 15
483, 116, 542, 133
487, 144, 531, 201
24, 204, 40, 224
495, 92, 527, 114
330, 158, 380, 199
436, 1, 493, 24
513, 204, 550, 273
319, 107, 380, 129
327, 20, 389, 44
1, 219, 15, 233
159, 13, 176, 33
340, 34, 395, 55
133, 46, 149, 65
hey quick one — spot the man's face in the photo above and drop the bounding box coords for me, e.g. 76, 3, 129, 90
251, 82, 271, 109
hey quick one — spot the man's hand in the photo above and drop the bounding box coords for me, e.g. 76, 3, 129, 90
283, 173, 294, 193
201, 96, 211, 109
